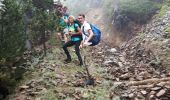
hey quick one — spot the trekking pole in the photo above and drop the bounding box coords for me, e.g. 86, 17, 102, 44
82, 48, 94, 86
84, 56, 91, 79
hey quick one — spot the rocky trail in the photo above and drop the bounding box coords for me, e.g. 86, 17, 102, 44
8, 44, 112, 100
8, 36, 170, 100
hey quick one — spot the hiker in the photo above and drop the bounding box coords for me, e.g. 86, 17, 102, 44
62, 15, 83, 66
56, 6, 69, 44
78, 14, 94, 48
63, 6, 69, 16
57, 15, 68, 43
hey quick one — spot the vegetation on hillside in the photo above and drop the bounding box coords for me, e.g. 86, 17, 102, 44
120, 0, 160, 23
158, 0, 170, 17
112, 0, 161, 31
0, 0, 63, 98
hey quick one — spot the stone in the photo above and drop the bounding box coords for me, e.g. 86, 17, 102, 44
151, 87, 161, 91
141, 90, 147, 95
109, 48, 117, 53
150, 91, 156, 95
119, 73, 130, 80
149, 95, 154, 99
156, 89, 166, 97
19, 85, 29, 91
118, 62, 123, 67
129, 93, 134, 98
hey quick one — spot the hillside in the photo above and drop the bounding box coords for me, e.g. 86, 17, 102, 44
2, 0, 170, 100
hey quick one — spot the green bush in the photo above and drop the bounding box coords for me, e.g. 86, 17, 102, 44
157, 0, 170, 17
118, 0, 161, 24
0, 0, 61, 97
0, 0, 26, 59
0, 0, 57, 59
165, 26, 170, 33
158, 5, 169, 17
103, 0, 114, 19
164, 26, 170, 38
164, 0, 170, 6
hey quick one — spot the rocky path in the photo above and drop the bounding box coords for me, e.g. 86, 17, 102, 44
97, 39, 170, 99
7, 45, 112, 100
8, 37, 170, 100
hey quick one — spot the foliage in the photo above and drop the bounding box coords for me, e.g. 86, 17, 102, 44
162, 49, 170, 68
164, 26, 170, 38
158, 5, 169, 17
158, 0, 170, 17
48, 34, 58, 46
118, 0, 161, 24
32, 0, 53, 10
0, 0, 26, 59
165, 26, 170, 33
41, 89, 57, 100
0, 0, 5, 14
102, 0, 114, 19
164, 0, 170, 6
0, 0, 62, 98
29, 8, 57, 46
0, 0, 59, 60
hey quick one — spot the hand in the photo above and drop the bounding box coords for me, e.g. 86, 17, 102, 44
64, 39, 68, 43
79, 44, 83, 49
68, 31, 72, 36
65, 34, 69, 37
83, 41, 91, 46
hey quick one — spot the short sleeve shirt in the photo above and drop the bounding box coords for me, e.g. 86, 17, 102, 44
59, 15, 68, 29
68, 23, 81, 41
81, 21, 92, 44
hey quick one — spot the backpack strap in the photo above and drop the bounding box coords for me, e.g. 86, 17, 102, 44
82, 26, 89, 37
74, 23, 78, 32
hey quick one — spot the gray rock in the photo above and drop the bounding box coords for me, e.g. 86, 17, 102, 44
109, 48, 117, 53
156, 89, 166, 97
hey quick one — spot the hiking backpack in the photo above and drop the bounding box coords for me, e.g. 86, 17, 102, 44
83, 24, 101, 46
74, 19, 81, 28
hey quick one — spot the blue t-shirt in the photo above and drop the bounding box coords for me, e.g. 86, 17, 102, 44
68, 23, 81, 41
59, 15, 68, 28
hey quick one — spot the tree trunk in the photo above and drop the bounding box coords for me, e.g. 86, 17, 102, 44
0, 15, 4, 50
42, 27, 46, 56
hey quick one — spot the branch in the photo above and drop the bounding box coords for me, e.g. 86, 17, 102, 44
127, 77, 170, 86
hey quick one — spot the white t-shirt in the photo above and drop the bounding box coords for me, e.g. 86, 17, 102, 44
81, 21, 92, 45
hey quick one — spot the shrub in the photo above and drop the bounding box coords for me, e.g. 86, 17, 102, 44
157, 0, 170, 17
118, 0, 161, 24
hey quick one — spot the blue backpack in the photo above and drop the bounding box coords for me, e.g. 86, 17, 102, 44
83, 24, 101, 46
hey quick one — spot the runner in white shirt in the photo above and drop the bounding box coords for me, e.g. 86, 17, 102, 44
77, 14, 94, 47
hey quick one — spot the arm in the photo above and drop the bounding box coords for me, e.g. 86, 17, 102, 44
69, 23, 81, 36
63, 33, 68, 43
79, 40, 84, 49
85, 29, 94, 42
63, 27, 69, 43
69, 27, 82, 36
